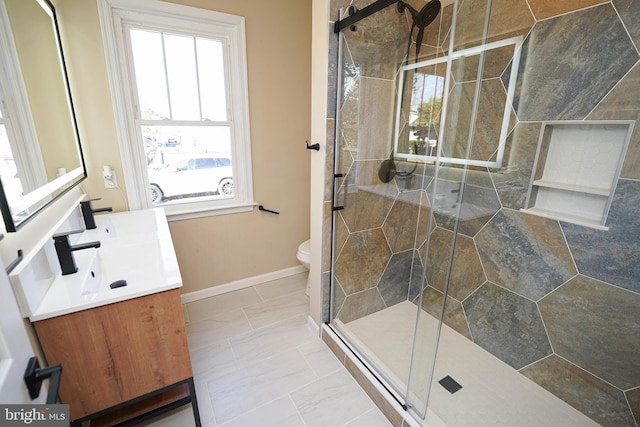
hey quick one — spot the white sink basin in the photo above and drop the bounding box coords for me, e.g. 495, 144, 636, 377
78, 209, 162, 244
29, 247, 102, 303
80, 250, 102, 296
22, 208, 182, 321
81, 240, 166, 296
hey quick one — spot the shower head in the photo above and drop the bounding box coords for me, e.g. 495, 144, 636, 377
419, 1, 442, 27
400, 0, 441, 30
398, 0, 442, 62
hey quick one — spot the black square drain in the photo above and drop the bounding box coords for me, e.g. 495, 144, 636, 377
439, 375, 462, 394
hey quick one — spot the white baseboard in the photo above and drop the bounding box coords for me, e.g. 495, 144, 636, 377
180, 265, 308, 304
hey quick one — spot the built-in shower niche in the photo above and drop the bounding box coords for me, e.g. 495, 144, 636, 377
523, 121, 634, 230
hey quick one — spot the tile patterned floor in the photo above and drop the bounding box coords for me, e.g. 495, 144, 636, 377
143, 273, 392, 427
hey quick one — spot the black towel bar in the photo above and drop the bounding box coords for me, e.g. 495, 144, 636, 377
258, 205, 280, 215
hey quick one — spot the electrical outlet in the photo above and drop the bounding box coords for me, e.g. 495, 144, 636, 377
103, 170, 117, 188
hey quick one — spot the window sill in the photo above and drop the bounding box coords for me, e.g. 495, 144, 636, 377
164, 200, 257, 222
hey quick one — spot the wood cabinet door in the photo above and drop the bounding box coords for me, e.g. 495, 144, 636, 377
34, 289, 192, 421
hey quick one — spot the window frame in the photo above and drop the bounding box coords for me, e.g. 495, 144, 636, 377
98, 0, 254, 219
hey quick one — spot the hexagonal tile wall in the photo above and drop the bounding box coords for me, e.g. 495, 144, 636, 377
451, 44, 516, 83
562, 179, 640, 294
526, 0, 609, 20
587, 62, 640, 180
538, 275, 640, 390
336, 287, 387, 324
418, 285, 472, 340
463, 282, 552, 370
382, 190, 429, 252
442, 79, 517, 162
475, 209, 577, 300
613, 0, 640, 47
449, 0, 534, 49
426, 168, 501, 237
626, 388, 640, 425
520, 354, 636, 427
425, 228, 485, 301
489, 122, 541, 210
378, 250, 424, 307
334, 228, 392, 295
352, 78, 396, 161
341, 0, 408, 80
509, 4, 639, 121
339, 161, 397, 232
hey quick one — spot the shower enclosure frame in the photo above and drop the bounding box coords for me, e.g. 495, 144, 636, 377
325, 0, 640, 425
327, 0, 502, 422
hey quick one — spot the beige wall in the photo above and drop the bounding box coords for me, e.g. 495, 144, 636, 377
57, 0, 312, 293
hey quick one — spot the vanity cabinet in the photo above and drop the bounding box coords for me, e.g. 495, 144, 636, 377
33, 288, 194, 424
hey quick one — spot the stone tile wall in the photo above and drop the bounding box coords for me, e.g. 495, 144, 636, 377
322, 1, 640, 425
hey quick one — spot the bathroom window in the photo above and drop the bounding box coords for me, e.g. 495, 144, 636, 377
98, 0, 253, 219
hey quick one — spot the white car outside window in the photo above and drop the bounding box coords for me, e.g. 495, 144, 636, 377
148, 155, 233, 204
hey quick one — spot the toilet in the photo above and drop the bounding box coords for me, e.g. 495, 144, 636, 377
296, 240, 311, 270
296, 240, 311, 295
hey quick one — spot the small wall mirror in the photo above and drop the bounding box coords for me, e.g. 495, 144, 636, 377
0, 0, 86, 232
393, 37, 523, 168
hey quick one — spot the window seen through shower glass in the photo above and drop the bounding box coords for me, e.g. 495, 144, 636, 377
128, 28, 234, 203
401, 68, 445, 157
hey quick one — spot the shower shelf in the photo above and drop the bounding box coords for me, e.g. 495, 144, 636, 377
522, 207, 607, 230
531, 180, 610, 196
523, 120, 634, 230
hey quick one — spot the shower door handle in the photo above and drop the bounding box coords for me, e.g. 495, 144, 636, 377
332, 173, 346, 211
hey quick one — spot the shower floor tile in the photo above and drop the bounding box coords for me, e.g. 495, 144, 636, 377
339, 301, 600, 427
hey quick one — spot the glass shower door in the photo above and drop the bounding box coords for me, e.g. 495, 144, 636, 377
329, 0, 521, 419
329, 4, 440, 404
404, 0, 530, 422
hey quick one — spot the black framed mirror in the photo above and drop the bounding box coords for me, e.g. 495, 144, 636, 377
0, 0, 86, 232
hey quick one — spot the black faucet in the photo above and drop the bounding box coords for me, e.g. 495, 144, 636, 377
80, 199, 113, 229
53, 231, 101, 275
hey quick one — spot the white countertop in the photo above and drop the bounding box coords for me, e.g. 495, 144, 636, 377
27, 208, 182, 321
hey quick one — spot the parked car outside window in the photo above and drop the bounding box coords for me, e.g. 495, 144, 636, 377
148, 154, 233, 204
